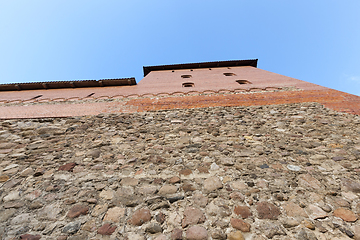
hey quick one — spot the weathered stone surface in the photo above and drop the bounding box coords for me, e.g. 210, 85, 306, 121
203, 176, 222, 192
171, 228, 183, 240
179, 168, 192, 176
168, 212, 182, 228
182, 182, 196, 192
1, 103, 360, 239
3, 190, 20, 202
87, 149, 101, 158
19, 234, 41, 240
0, 174, 10, 182
298, 174, 322, 189
230, 218, 251, 232
2, 178, 21, 189
97, 223, 117, 235
261, 222, 287, 239
231, 180, 247, 191
193, 193, 208, 207
342, 178, 360, 193
67, 204, 89, 218
68, 234, 89, 240
158, 185, 178, 195
307, 204, 328, 220
211, 229, 226, 240
227, 231, 244, 240
234, 205, 252, 219
82, 219, 97, 232
125, 232, 145, 240
0, 208, 16, 222
4, 200, 24, 209
103, 207, 126, 222
303, 219, 315, 230
156, 212, 166, 224
168, 176, 181, 184
182, 207, 206, 228
62, 222, 81, 234
11, 213, 32, 225
145, 223, 162, 233
283, 202, 308, 217
296, 228, 317, 240
282, 218, 300, 228
186, 226, 208, 240
334, 208, 358, 222
121, 177, 139, 186
229, 192, 245, 201
39, 204, 61, 220
353, 224, 360, 240
99, 189, 114, 200
257, 202, 281, 220
154, 234, 167, 240
58, 162, 76, 171
91, 204, 107, 217
128, 208, 151, 226
25, 189, 42, 200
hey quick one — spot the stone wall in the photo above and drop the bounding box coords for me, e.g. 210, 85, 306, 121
1, 103, 360, 240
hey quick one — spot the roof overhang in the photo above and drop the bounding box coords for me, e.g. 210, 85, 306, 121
143, 59, 258, 77
0, 78, 136, 91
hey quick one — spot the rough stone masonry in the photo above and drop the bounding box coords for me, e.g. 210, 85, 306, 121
1, 102, 360, 240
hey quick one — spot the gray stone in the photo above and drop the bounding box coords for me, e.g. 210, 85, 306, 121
68, 234, 89, 240
3, 190, 20, 202
62, 222, 81, 234
40, 204, 62, 220
342, 178, 360, 193
261, 223, 286, 239
10, 213, 32, 225
87, 149, 101, 158
145, 223, 162, 233
296, 228, 318, 240
211, 229, 226, 239
287, 164, 301, 171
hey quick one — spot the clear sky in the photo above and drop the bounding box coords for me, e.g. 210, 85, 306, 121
1, 1, 359, 96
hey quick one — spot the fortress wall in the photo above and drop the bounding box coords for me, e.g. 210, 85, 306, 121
1, 103, 360, 239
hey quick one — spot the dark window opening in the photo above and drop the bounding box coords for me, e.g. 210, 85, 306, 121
223, 73, 236, 76
181, 75, 192, 78
236, 80, 252, 84
182, 82, 194, 87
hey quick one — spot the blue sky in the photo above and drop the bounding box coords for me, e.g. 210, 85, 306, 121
1, 1, 360, 96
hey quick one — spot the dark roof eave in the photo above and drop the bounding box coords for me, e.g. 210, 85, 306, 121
0, 78, 136, 92
143, 59, 258, 77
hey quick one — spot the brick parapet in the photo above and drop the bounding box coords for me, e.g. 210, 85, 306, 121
0, 88, 359, 119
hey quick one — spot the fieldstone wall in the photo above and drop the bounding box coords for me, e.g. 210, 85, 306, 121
1, 103, 360, 240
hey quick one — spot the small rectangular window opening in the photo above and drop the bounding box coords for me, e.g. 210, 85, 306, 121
181, 75, 192, 78
236, 80, 252, 84
182, 82, 194, 87
223, 73, 236, 76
